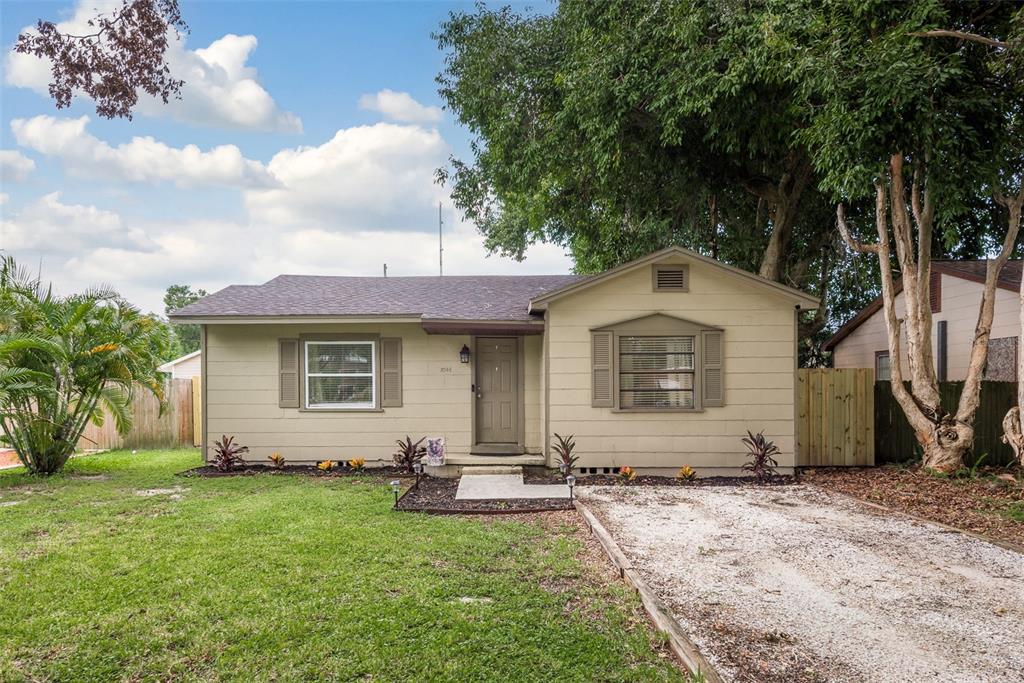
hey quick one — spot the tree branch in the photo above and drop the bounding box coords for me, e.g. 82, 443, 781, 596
908, 30, 1009, 49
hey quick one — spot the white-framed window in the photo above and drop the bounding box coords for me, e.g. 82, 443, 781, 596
875, 351, 891, 382
618, 335, 696, 409
305, 340, 375, 409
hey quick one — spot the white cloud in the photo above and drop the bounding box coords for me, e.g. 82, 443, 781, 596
0, 150, 36, 182
2, 117, 571, 314
358, 89, 443, 124
11, 115, 278, 189
0, 192, 152, 254
245, 123, 446, 227
4, 2, 301, 133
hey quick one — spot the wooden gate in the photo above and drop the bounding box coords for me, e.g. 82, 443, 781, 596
797, 368, 875, 466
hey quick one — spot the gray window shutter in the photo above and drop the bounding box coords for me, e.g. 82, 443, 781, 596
702, 330, 724, 407
279, 339, 300, 408
380, 337, 403, 407
591, 331, 614, 407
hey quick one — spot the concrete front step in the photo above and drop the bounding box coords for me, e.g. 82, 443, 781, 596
460, 465, 522, 475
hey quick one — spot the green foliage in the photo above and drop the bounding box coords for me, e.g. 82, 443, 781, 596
0, 256, 169, 474
163, 284, 207, 354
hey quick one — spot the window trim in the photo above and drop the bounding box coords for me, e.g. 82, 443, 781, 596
299, 333, 382, 412
594, 314, 720, 413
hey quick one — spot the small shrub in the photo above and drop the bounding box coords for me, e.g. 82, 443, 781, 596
741, 430, 779, 484
317, 459, 335, 472
348, 458, 366, 471
676, 465, 697, 481
211, 435, 248, 472
552, 433, 579, 474
394, 436, 426, 473
619, 466, 637, 482
268, 452, 286, 469
953, 453, 987, 479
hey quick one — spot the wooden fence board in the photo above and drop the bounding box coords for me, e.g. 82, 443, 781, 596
797, 368, 875, 466
875, 381, 1017, 466
78, 378, 195, 451
191, 376, 202, 447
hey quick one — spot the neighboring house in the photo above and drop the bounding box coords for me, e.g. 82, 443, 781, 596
826, 260, 1021, 382
157, 350, 202, 379
170, 247, 818, 475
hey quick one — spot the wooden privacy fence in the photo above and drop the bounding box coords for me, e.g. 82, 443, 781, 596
79, 378, 197, 450
875, 380, 1018, 466
797, 368, 875, 466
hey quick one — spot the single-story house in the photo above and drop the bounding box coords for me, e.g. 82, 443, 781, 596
157, 350, 202, 379
170, 247, 818, 475
826, 260, 1021, 382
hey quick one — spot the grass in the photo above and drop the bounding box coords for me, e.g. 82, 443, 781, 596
1000, 501, 1024, 523
0, 450, 684, 682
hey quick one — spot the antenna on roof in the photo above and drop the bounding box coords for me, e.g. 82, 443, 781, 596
438, 202, 444, 276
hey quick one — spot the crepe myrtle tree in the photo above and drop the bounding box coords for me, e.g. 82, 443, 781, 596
0, 256, 171, 474
807, 1, 1024, 471
14, 0, 187, 120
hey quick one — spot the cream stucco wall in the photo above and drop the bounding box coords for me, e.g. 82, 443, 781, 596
543, 256, 800, 473
832, 274, 1019, 380
204, 322, 544, 465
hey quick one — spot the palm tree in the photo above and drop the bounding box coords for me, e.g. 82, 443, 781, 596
0, 256, 171, 474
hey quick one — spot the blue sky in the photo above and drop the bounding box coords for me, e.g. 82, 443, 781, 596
0, 0, 568, 313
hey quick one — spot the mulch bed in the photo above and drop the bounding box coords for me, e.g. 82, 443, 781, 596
395, 477, 573, 514
524, 467, 795, 487
179, 464, 411, 478
804, 464, 1024, 548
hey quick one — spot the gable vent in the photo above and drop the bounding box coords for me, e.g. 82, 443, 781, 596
653, 265, 688, 292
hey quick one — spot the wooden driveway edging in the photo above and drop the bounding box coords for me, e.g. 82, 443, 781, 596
574, 500, 725, 683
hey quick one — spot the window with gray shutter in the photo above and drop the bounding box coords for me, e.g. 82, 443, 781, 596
701, 330, 724, 407
591, 331, 613, 407
278, 339, 300, 408
380, 337, 403, 407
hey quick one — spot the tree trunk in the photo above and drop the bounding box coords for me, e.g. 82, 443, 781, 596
837, 154, 1021, 473
998, 187, 1024, 466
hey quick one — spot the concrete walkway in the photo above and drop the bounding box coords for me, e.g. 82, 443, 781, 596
455, 474, 570, 500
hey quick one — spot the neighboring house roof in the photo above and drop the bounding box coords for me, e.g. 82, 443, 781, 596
824, 260, 1022, 351
169, 274, 585, 322
157, 349, 201, 373
529, 246, 821, 310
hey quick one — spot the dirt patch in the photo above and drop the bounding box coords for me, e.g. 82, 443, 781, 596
396, 478, 573, 514
580, 485, 1024, 683
135, 486, 188, 499
804, 465, 1024, 548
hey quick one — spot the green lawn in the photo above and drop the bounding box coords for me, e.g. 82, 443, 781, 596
0, 450, 684, 682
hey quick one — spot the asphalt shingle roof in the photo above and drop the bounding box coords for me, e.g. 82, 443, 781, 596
169, 274, 586, 321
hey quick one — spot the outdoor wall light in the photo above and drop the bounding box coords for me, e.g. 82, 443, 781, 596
459, 345, 471, 363
390, 479, 402, 506
565, 475, 576, 501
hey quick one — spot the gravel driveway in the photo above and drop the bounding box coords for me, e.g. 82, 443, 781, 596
579, 485, 1024, 683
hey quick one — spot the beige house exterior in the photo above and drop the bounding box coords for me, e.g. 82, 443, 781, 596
826, 261, 1021, 382
157, 350, 202, 379
171, 247, 818, 475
